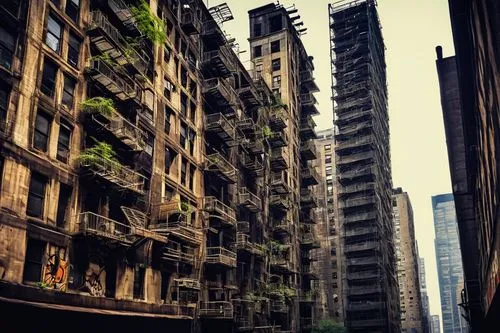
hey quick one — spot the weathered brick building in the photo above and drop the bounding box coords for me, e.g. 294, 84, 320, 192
0, 0, 323, 332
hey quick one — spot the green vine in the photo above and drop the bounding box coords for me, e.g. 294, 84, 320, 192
262, 125, 273, 138
81, 97, 116, 117
131, 0, 167, 44
268, 284, 296, 301
78, 140, 121, 172
91, 52, 117, 67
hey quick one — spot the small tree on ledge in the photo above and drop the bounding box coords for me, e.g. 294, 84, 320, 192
312, 320, 346, 333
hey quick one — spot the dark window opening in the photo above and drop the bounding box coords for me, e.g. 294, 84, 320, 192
180, 66, 188, 88
253, 23, 262, 37
164, 45, 171, 63
41, 59, 57, 97
2, 0, 21, 17
181, 158, 187, 186
180, 122, 187, 148
188, 128, 195, 155
164, 106, 173, 135
34, 112, 51, 152
62, 75, 76, 109
0, 26, 15, 70
271, 40, 280, 53
133, 265, 145, 299
253, 45, 262, 58
68, 32, 81, 68
0, 85, 10, 128
65, 0, 80, 23
57, 123, 71, 162
23, 239, 45, 283
27, 172, 47, 219
105, 262, 116, 298
165, 148, 177, 175
56, 183, 71, 228
164, 76, 174, 100
269, 16, 282, 33
180, 93, 188, 116
189, 101, 196, 123
46, 14, 62, 53
272, 58, 281, 71
189, 165, 195, 191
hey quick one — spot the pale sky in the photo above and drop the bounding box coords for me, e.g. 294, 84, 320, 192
207, 0, 455, 326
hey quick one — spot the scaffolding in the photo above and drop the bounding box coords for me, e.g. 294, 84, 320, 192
329, 0, 399, 332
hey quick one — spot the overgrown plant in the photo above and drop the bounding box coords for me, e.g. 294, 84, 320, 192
78, 141, 121, 172
271, 95, 288, 111
131, 0, 167, 43
81, 97, 116, 117
312, 320, 346, 333
262, 125, 273, 139
91, 52, 117, 67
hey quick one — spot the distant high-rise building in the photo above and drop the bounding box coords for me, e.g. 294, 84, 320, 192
316, 128, 343, 322
432, 194, 467, 333
431, 315, 441, 333
419, 256, 432, 333
393, 188, 424, 332
329, 1, 399, 331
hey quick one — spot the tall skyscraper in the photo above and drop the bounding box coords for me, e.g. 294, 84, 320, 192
431, 315, 442, 333
432, 194, 467, 333
393, 188, 424, 332
419, 256, 432, 333
329, 0, 399, 331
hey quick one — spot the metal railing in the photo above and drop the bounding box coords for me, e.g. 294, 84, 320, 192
205, 153, 237, 183
180, 11, 201, 33
203, 77, 236, 105
206, 246, 237, 267
203, 196, 236, 225
205, 113, 235, 138
300, 167, 320, 183
76, 212, 131, 240
300, 93, 317, 105
269, 194, 290, 210
79, 155, 145, 193
238, 187, 262, 211
344, 241, 379, 253
86, 60, 138, 101
338, 196, 376, 209
300, 140, 317, 157
203, 46, 235, 72
199, 301, 233, 318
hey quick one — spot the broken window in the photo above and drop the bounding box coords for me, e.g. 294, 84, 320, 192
164, 76, 174, 101
253, 23, 262, 37
269, 16, 282, 33
23, 239, 45, 283
164, 105, 173, 135
180, 122, 187, 148
272, 75, 281, 88
57, 122, 71, 162
41, 59, 57, 97
46, 14, 62, 53
65, 0, 80, 23
67, 32, 81, 68
27, 172, 47, 218
253, 45, 262, 58
62, 75, 76, 109
272, 58, 281, 71
33, 112, 51, 152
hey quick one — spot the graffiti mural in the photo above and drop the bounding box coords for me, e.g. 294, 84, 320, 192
84, 263, 106, 297
43, 245, 68, 291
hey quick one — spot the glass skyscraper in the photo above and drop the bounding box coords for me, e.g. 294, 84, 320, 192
432, 194, 468, 333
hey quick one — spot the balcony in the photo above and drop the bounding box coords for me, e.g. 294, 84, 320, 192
301, 230, 320, 249
233, 299, 255, 330
346, 256, 381, 267
270, 256, 294, 274
236, 117, 257, 134
347, 285, 382, 296
236, 233, 265, 257
203, 196, 236, 227
86, 60, 139, 102
302, 264, 320, 280
203, 78, 236, 112
174, 278, 201, 290
344, 226, 379, 238
300, 70, 320, 93
336, 135, 373, 152
300, 140, 317, 161
244, 140, 264, 155
301, 209, 319, 225
237, 82, 261, 109
269, 107, 288, 130
344, 241, 380, 254
270, 148, 288, 170
349, 319, 387, 329
300, 116, 317, 140
206, 247, 237, 268
338, 196, 376, 209
79, 155, 145, 194
336, 151, 374, 166
105, 0, 137, 31
205, 153, 237, 183
268, 130, 288, 148
201, 21, 226, 46
299, 290, 316, 303
238, 187, 261, 212
343, 211, 378, 224
180, 10, 201, 35
88, 11, 149, 73
272, 219, 291, 236
240, 153, 263, 174
300, 167, 320, 187
202, 46, 235, 78
300, 95, 319, 117
74, 212, 132, 244
88, 111, 145, 151
270, 171, 290, 194
269, 194, 291, 212
205, 113, 236, 144
300, 189, 318, 209
161, 245, 195, 265
348, 301, 385, 312
149, 219, 202, 245
338, 182, 375, 196
199, 301, 233, 318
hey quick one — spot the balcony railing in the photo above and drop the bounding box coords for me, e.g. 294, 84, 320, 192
86, 60, 139, 102
300, 189, 318, 209
238, 187, 262, 212
339, 182, 376, 196
270, 148, 288, 170
174, 278, 201, 290
161, 246, 195, 265
90, 112, 145, 151
79, 155, 145, 194
203, 77, 236, 108
240, 153, 263, 173
336, 135, 374, 151
268, 130, 288, 148
343, 211, 378, 224
88, 11, 148, 73
302, 265, 319, 280
300, 167, 320, 187
203, 196, 236, 227
269, 194, 290, 212
300, 140, 317, 161
270, 171, 290, 194
236, 117, 257, 133
199, 301, 233, 318
205, 153, 237, 184
336, 151, 374, 165
300, 93, 317, 106
348, 301, 385, 312
206, 246, 237, 267
299, 290, 317, 303
270, 255, 294, 273
300, 116, 317, 140
344, 241, 380, 254
301, 231, 319, 248
149, 220, 202, 244
269, 108, 288, 130
205, 113, 236, 143
202, 46, 235, 77
201, 21, 226, 46
180, 10, 201, 35
244, 140, 264, 154
105, 0, 137, 31
338, 196, 376, 209
75, 212, 132, 243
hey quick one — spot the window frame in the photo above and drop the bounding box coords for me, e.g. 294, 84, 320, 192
67, 32, 81, 68
65, 0, 80, 23
40, 59, 58, 98
271, 40, 280, 53
62, 74, 76, 109
27, 172, 47, 219
45, 14, 63, 54
57, 122, 71, 162
33, 111, 52, 152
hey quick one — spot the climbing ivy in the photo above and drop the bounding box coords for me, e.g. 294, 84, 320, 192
81, 97, 116, 117
131, 0, 167, 44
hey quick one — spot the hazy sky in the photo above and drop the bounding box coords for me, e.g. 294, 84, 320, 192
207, 0, 455, 325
